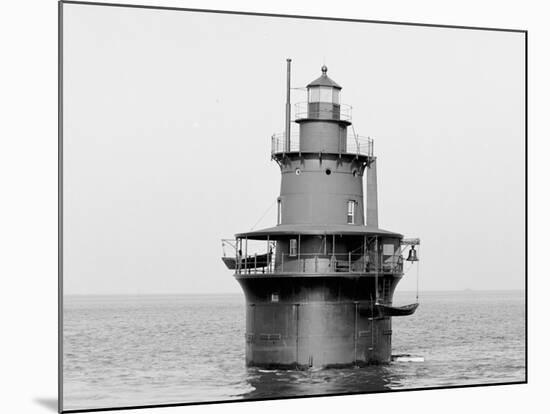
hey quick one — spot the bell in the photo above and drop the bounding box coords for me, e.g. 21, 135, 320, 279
406, 246, 418, 262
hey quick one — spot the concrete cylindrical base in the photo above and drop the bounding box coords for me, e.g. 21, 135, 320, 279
237, 276, 396, 368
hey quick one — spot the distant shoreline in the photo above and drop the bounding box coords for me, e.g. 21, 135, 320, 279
64, 289, 526, 297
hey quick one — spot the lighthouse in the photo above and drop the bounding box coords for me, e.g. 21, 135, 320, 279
222, 60, 420, 368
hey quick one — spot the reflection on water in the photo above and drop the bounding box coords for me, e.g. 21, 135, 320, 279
241, 366, 394, 399
63, 291, 525, 411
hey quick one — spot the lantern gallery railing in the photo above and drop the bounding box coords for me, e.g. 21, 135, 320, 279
271, 132, 374, 158
294, 102, 353, 122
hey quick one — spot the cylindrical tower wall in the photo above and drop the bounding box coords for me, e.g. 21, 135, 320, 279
279, 156, 366, 226
298, 120, 348, 154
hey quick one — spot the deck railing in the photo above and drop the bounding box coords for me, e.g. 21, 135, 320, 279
271, 133, 374, 158
233, 252, 403, 275
271, 132, 300, 153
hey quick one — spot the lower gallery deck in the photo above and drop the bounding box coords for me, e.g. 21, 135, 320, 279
223, 231, 418, 368
225, 230, 408, 276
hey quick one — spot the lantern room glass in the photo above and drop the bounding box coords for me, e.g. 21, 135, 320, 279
308, 86, 340, 104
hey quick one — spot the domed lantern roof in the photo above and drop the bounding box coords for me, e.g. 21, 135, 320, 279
307, 65, 341, 104
307, 65, 342, 89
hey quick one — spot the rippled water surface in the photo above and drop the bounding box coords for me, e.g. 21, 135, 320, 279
63, 291, 525, 411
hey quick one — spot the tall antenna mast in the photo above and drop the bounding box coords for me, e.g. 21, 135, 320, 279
285, 58, 292, 153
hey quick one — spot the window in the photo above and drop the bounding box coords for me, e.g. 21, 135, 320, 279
383, 244, 395, 256
347, 200, 356, 224
332, 88, 340, 104
277, 199, 282, 225
308, 86, 339, 103
308, 87, 320, 102
319, 86, 333, 102
289, 239, 297, 256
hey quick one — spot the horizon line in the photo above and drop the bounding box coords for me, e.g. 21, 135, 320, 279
64, 288, 526, 296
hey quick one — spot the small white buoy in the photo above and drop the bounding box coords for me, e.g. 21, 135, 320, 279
393, 355, 424, 363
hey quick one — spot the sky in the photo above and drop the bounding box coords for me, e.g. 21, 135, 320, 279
62, 3, 525, 294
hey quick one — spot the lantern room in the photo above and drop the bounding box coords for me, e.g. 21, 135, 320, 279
306, 65, 342, 120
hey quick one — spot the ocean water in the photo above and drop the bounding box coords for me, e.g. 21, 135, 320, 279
63, 291, 525, 411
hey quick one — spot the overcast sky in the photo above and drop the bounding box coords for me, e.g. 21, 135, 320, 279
62, 4, 525, 294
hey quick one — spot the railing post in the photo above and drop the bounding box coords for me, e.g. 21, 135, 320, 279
315, 255, 318, 273
245, 236, 248, 274
282, 253, 284, 273
363, 234, 367, 272
266, 235, 270, 273
331, 234, 336, 272
375, 236, 379, 302
349, 252, 351, 272
237, 238, 241, 274
371, 138, 374, 157
297, 234, 301, 265
254, 254, 257, 274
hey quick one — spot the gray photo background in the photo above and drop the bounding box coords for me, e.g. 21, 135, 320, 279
63, 5, 525, 296
61, 4, 526, 410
